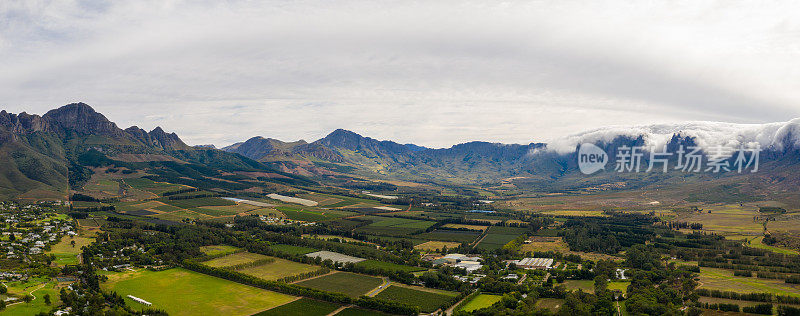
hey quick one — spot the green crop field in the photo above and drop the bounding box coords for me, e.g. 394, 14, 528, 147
154, 209, 213, 222
269, 244, 318, 255
459, 294, 503, 312
295, 272, 383, 297
161, 197, 236, 209
253, 298, 341, 316
202, 252, 269, 268
334, 307, 392, 316
374, 285, 457, 313
747, 236, 800, 255
355, 259, 426, 273
276, 206, 333, 222
360, 216, 435, 229
193, 204, 259, 215
239, 257, 321, 281
101, 268, 296, 316
417, 230, 481, 243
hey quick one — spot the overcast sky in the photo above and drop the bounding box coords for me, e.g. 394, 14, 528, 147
1, 1, 799, 148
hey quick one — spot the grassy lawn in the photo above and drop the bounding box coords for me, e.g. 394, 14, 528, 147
238, 257, 321, 281
459, 294, 503, 312
2, 280, 60, 316
47, 235, 94, 266
202, 252, 268, 268
101, 268, 296, 316
563, 280, 595, 293
296, 272, 383, 297
698, 267, 800, 297
253, 298, 341, 316
374, 285, 457, 313
608, 281, 630, 294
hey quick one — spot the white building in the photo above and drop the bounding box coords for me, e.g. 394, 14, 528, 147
511, 258, 554, 269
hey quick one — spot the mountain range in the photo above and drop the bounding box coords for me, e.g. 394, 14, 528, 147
2, 103, 800, 203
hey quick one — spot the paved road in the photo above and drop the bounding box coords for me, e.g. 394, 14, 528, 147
366, 278, 391, 297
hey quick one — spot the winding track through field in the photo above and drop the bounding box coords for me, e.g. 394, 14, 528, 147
3, 282, 47, 307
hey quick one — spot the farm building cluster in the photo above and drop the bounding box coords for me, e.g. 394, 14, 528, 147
507, 257, 555, 270
430, 253, 484, 273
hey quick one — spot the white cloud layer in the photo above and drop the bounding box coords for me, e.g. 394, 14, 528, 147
1, 0, 800, 147
546, 118, 800, 154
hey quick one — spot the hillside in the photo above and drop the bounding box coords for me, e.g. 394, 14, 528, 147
0, 103, 304, 200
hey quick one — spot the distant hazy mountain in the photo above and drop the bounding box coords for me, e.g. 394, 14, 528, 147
224, 119, 800, 194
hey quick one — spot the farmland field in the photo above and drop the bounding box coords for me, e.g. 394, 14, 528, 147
161, 197, 236, 209
47, 235, 93, 266
334, 307, 392, 316
459, 294, 503, 312
417, 230, 481, 243
352, 216, 435, 236
266, 193, 318, 206
154, 209, 213, 222
414, 241, 461, 252
238, 257, 321, 281
276, 206, 336, 222
442, 223, 488, 231
199, 245, 240, 256
681, 205, 763, 236
101, 268, 296, 316
269, 244, 318, 255
114, 200, 167, 212
355, 259, 425, 273
193, 204, 260, 216
608, 281, 630, 294
698, 267, 800, 297
563, 280, 594, 293
295, 272, 383, 297
202, 252, 268, 268
541, 210, 608, 217
477, 234, 520, 250
373, 285, 458, 313
306, 250, 365, 264
124, 178, 187, 195
747, 236, 800, 255
253, 298, 341, 316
